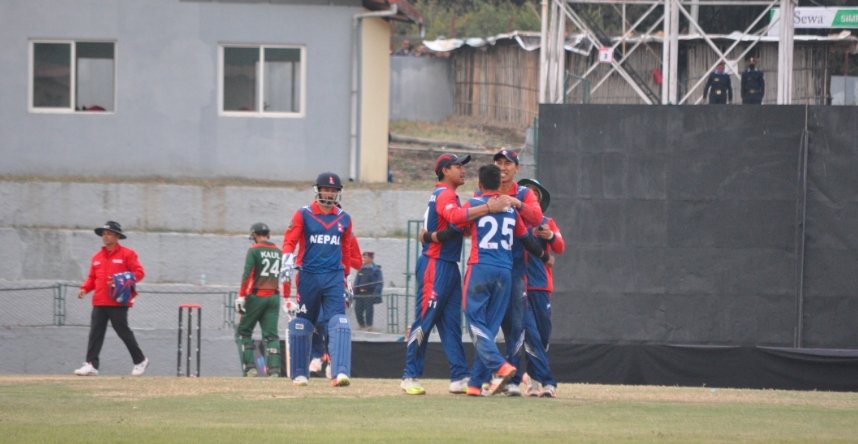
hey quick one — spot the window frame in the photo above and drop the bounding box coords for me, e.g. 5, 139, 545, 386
28, 39, 117, 114
218, 43, 306, 118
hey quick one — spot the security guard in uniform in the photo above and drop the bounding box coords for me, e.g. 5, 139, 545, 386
741, 57, 765, 105
704, 61, 732, 104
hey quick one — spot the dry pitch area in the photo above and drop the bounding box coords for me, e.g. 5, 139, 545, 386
2, 375, 858, 443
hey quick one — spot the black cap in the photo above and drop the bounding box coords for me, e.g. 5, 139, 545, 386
518, 178, 551, 212
493, 149, 519, 165
95, 221, 126, 239
315, 172, 343, 190
434, 153, 471, 175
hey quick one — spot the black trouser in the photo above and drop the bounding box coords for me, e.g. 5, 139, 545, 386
85, 306, 145, 369
354, 296, 374, 327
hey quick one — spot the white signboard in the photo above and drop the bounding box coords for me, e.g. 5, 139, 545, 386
598, 47, 612, 63
769, 7, 858, 35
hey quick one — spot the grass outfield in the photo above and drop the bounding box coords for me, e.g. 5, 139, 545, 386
1, 376, 857, 443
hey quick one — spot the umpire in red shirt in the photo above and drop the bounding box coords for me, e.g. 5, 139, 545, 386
74, 221, 149, 376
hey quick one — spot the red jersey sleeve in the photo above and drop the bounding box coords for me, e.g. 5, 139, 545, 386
547, 218, 565, 254
344, 235, 362, 274
125, 249, 145, 283
435, 189, 470, 227
513, 211, 528, 238
81, 253, 97, 292
281, 210, 304, 255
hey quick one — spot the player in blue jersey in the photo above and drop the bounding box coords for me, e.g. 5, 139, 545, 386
519, 178, 565, 398
281, 172, 355, 387
461, 165, 551, 396
400, 153, 518, 395
492, 149, 544, 396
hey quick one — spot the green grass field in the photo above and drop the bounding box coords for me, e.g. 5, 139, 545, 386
2, 376, 857, 443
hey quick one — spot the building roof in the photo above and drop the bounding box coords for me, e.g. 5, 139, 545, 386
424, 30, 858, 55
362, 0, 422, 25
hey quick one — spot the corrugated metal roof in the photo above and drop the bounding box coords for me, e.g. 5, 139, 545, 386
424, 30, 858, 55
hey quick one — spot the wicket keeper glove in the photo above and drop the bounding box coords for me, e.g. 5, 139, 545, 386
234, 296, 246, 314
279, 253, 296, 284
283, 299, 298, 317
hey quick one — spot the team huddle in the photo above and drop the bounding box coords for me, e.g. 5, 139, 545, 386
74, 149, 564, 397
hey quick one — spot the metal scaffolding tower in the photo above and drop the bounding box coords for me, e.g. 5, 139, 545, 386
539, 0, 797, 105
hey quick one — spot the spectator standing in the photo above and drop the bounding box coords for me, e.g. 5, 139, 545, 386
354, 251, 384, 331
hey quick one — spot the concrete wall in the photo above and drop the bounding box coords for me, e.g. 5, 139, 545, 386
0, 179, 430, 286
390, 56, 454, 122
0, 0, 370, 182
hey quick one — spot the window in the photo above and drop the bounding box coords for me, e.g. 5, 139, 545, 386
30, 40, 115, 112
220, 45, 305, 117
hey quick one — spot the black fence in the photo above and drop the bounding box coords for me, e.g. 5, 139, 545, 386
538, 104, 858, 349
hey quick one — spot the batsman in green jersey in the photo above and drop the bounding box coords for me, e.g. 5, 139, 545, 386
235, 222, 283, 376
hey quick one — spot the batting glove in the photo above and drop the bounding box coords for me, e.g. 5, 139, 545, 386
343, 277, 354, 308
279, 253, 296, 284
283, 299, 298, 317
234, 296, 246, 314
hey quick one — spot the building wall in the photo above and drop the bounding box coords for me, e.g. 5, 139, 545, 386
0, 0, 371, 182
390, 56, 455, 122
359, 17, 390, 183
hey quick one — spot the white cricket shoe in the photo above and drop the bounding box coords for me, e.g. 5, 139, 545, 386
527, 378, 542, 397
292, 375, 309, 386
448, 377, 469, 394
74, 362, 98, 376
505, 383, 522, 397
309, 357, 323, 374
332, 373, 350, 387
131, 358, 149, 376
541, 384, 557, 398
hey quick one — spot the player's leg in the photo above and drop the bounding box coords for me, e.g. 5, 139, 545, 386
259, 295, 281, 377
465, 266, 508, 375
402, 257, 443, 383
522, 299, 556, 393
309, 315, 327, 376
529, 290, 552, 350
106, 306, 146, 367
236, 295, 265, 376
318, 270, 350, 385
290, 273, 323, 384
327, 314, 351, 386
485, 268, 516, 395
433, 262, 470, 390
500, 270, 526, 386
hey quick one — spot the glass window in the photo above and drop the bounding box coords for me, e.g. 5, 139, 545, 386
31, 41, 115, 112
221, 45, 304, 116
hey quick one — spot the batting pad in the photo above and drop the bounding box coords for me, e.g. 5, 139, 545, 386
288, 318, 313, 379
327, 315, 352, 377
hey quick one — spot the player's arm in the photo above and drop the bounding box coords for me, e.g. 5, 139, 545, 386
440, 191, 502, 226
517, 188, 544, 226
545, 218, 565, 254
346, 235, 362, 271
281, 211, 304, 255
239, 249, 256, 297
515, 213, 550, 263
